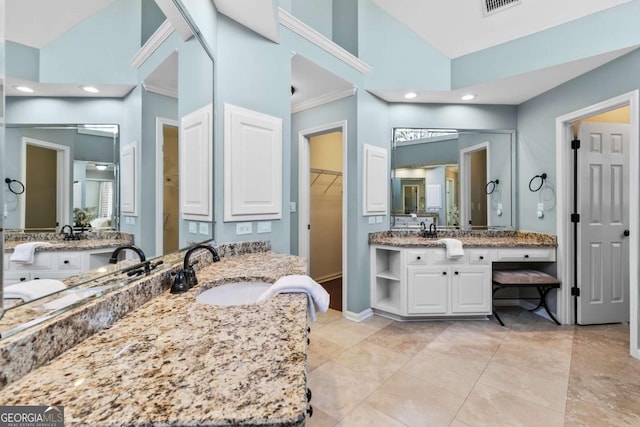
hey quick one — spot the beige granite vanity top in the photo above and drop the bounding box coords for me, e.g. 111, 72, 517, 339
370, 230, 557, 248
0, 251, 309, 426
3, 238, 133, 252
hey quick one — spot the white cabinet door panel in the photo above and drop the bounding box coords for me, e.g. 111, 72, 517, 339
120, 144, 137, 215
451, 266, 491, 314
407, 266, 448, 314
363, 144, 388, 215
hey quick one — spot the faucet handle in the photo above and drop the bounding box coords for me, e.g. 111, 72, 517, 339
170, 270, 189, 293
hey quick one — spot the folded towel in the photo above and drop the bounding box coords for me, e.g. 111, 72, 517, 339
9, 242, 51, 264
4, 279, 67, 302
438, 238, 464, 258
257, 275, 330, 321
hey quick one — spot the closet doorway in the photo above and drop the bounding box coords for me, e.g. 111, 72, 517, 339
155, 118, 180, 256
299, 122, 347, 312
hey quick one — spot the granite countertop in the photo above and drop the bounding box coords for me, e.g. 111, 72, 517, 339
0, 251, 309, 427
370, 230, 557, 248
3, 238, 133, 253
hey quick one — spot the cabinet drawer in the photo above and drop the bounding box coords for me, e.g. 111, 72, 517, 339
3, 271, 31, 285
10, 252, 54, 270
55, 252, 84, 270
406, 250, 428, 265
468, 249, 491, 265
496, 248, 556, 262
428, 249, 467, 264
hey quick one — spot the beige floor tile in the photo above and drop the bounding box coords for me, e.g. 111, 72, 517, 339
478, 360, 569, 412
448, 420, 472, 427
566, 371, 640, 419
333, 341, 411, 383
364, 323, 435, 356
308, 360, 380, 421
336, 403, 407, 427
365, 372, 465, 427
305, 406, 338, 427
358, 315, 393, 332
491, 338, 572, 377
455, 382, 565, 427
565, 397, 640, 427
307, 336, 346, 372
312, 319, 378, 348
401, 346, 489, 396
315, 309, 344, 325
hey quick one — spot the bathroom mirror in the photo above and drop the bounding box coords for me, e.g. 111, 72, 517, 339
391, 128, 516, 230
1, 0, 215, 326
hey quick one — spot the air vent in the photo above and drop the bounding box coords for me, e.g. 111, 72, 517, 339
483, 0, 522, 16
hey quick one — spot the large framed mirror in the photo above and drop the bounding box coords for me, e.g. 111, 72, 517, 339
1, 0, 215, 332
391, 128, 516, 230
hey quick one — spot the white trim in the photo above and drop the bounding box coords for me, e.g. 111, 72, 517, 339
143, 82, 178, 99
292, 87, 356, 114
315, 272, 342, 284
130, 20, 175, 69
20, 137, 71, 229
459, 142, 489, 229
153, 0, 193, 41
155, 118, 180, 257
555, 90, 639, 359
278, 8, 371, 74
298, 120, 349, 314
344, 308, 374, 323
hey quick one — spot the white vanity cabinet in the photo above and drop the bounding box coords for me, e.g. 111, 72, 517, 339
3, 248, 116, 286
371, 244, 555, 319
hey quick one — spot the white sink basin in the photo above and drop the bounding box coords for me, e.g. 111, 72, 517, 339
196, 282, 272, 306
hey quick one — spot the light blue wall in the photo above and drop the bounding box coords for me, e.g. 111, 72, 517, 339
179, 0, 218, 58
452, 1, 640, 89
5, 97, 123, 125
517, 47, 640, 232
141, 0, 166, 46
119, 87, 142, 240
388, 103, 518, 130
291, 0, 333, 39
332, 0, 358, 56
6, 42, 38, 81
213, 16, 292, 253
39, 0, 139, 85
358, 0, 450, 91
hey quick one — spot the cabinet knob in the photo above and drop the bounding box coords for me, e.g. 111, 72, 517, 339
307, 406, 313, 417
307, 327, 311, 333
479, 256, 484, 260
306, 388, 312, 402
442, 271, 447, 275
416, 256, 421, 260
34, 277, 40, 280
20, 277, 27, 282
454, 271, 459, 275
524, 254, 529, 259
307, 338, 310, 346
63, 260, 70, 264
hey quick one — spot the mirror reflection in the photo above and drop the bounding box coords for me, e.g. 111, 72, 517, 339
391, 128, 516, 230
1, 0, 215, 321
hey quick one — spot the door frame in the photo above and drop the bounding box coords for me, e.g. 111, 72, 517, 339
155, 117, 179, 257
555, 90, 639, 359
298, 120, 348, 313
20, 137, 71, 229
459, 142, 490, 228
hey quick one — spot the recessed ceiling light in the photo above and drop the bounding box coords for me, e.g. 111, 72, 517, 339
15, 86, 34, 93
461, 94, 476, 101
81, 86, 100, 93
95, 164, 108, 171
404, 92, 417, 99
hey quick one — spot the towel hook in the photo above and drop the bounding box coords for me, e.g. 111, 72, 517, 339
486, 179, 500, 195
528, 173, 547, 192
5, 178, 25, 195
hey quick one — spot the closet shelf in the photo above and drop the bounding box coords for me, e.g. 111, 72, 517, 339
310, 168, 342, 193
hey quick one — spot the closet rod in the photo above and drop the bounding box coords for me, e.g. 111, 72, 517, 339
310, 168, 342, 188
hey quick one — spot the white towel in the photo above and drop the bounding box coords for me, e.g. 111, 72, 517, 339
9, 242, 51, 264
257, 275, 330, 322
438, 238, 464, 258
4, 279, 67, 302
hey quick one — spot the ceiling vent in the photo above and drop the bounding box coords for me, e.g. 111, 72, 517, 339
482, 0, 522, 16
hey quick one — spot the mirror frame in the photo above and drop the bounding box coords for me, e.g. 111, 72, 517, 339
391, 127, 517, 230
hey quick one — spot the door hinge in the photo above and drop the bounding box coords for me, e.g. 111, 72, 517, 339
571, 139, 581, 150
571, 287, 581, 297
571, 213, 580, 223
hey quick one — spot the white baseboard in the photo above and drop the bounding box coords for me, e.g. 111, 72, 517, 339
344, 308, 374, 323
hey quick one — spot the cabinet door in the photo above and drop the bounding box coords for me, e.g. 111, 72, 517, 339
181, 104, 213, 221
451, 266, 491, 314
407, 266, 448, 314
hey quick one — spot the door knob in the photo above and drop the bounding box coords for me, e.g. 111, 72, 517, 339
624, 230, 630, 237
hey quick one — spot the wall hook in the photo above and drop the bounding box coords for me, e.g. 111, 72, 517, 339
485, 179, 500, 195
5, 178, 25, 195
528, 173, 547, 192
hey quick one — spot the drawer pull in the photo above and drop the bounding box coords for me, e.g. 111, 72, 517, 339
307, 338, 310, 346
307, 388, 312, 402
63, 260, 70, 264
524, 254, 529, 259
454, 271, 459, 275
20, 277, 27, 282
307, 327, 311, 333
307, 406, 313, 417
442, 271, 447, 276
416, 256, 421, 260
479, 256, 484, 260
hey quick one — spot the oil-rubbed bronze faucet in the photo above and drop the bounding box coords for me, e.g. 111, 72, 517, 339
170, 244, 220, 294
60, 224, 78, 241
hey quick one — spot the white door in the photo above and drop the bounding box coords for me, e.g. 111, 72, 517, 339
407, 266, 448, 314
578, 122, 630, 325
450, 266, 491, 314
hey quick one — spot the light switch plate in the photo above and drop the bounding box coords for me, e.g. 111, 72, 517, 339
376, 216, 383, 224
257, 222, 272, 233
189, 222, 198, 233
129, 217, 135, 225
368, 216, 375, 224
199, 223, 209, 235
236, 222, 253, 235
289, 202, 296, 213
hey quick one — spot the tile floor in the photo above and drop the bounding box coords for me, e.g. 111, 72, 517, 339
306, 307, 640, 427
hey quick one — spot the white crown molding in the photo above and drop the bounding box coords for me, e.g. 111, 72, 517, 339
292, 87, 357, 114
130, 20, 175, 69
142, 82, 178, 99
278, 8, 371, 74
